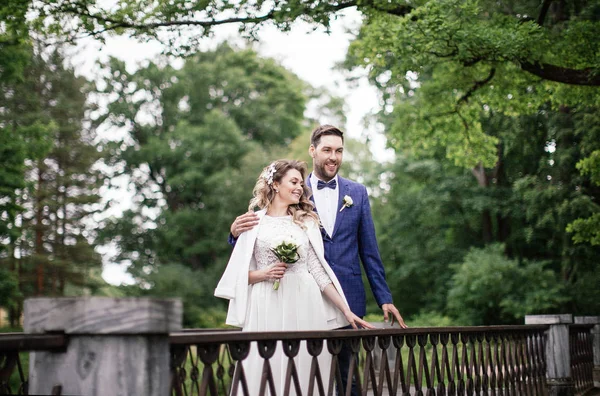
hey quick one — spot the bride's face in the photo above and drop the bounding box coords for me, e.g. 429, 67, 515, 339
273, 169, 304, 206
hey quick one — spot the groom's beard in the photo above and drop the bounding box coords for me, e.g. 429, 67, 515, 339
314, 160, 340, 181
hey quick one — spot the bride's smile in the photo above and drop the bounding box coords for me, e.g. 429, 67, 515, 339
273, 169, 304, 206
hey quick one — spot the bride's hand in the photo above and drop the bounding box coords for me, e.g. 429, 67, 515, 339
262, 262, 287, 281
345, 312, 376, 330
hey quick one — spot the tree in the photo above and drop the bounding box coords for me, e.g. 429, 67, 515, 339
371, 154, 485, 317
342, 1, 598, 165
369, 104, 600, 322
17, 0, 599, 322
40, 50, 105, 295
447, 244, 566, 325
0, 47, 105, 324
0, 46, 54, 324
567, 112, 600, 246
0, 0, 31, 81
29, 0, 599, 87
25, 0, 599, 246
96, 45, 311, 325
0, 268, 21, 314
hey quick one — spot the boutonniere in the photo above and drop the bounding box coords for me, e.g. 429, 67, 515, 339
340, 195, 353, 212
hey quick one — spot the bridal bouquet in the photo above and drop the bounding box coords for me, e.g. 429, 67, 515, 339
271, 236, 300, 290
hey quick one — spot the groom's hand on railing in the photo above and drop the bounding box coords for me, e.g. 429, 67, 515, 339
231, 211, 260, 238
382, 303, 408, 328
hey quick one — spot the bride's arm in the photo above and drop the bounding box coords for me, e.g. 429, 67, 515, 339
306, 239, 374, 329
321, 285, 375, 329
248, 262, 287, 285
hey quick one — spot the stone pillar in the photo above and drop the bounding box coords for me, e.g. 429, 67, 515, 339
24, 297, 182, 396
574, 316, 600, 388
525, 314, 574, 396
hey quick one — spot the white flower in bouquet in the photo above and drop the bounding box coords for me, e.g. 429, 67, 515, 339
270, 236, 300, 290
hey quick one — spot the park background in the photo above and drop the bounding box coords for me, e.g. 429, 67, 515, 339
1, 0, 599, 330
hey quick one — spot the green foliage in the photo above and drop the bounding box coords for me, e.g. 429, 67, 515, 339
141, 263, 228, 328
17, 0, 600, 169
565, 111, 600, 247
405, 311, 455, 328
352, 0, 600, 322
371, 155, 484, 317
370, 104, 600, 323
4, 0, 597, 328
0, 0, 31, 81
347, 0, 600, 166
567, 214, 600, 246
24, 0, 598, 168
364, 310, 454, 327
97, 45, 311, 326
0, 47, 108, 324
0, 47, 55, 264
27, 0, 361, 51
0, 268, 21, 310
577, 150, 600, 186
447, 244, 566, 325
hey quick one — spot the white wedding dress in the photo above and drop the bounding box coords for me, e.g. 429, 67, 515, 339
239, 215, 334, 395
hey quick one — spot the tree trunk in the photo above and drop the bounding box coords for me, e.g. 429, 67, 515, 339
481, 211, 494, 243
35, 162, 45, 295
472, 163, 494, 242
8, 306, 21, 328
493, 146, 510, 244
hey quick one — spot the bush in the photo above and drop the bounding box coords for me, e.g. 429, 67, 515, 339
447, 244, 567, 325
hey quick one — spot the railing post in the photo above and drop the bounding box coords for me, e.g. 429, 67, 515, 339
574, 316, 600, 388
24, 297, 182, 396
525, 314, 574, 396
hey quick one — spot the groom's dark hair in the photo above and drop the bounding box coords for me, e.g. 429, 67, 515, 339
310, 124, 344, 148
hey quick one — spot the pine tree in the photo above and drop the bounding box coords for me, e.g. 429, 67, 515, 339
0, 47, 105, 324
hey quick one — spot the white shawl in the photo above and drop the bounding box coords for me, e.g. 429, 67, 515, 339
214, 209, 350, 329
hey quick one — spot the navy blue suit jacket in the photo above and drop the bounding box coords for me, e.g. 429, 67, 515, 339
307, 175, 392, 317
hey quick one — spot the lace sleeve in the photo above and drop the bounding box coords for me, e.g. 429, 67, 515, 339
307, 243, 333, 291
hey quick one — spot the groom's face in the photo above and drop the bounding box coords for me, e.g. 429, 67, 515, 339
309, 135, 344, 182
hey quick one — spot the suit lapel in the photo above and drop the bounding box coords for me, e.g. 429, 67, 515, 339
307, 176, 318, 214
331, 177, 349, 239
308, 175, 330, 240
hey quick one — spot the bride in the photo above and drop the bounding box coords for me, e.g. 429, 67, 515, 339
215, 159, 373, 395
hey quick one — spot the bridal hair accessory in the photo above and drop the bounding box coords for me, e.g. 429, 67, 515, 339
263, 163, 277, 185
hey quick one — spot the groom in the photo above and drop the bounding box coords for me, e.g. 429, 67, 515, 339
230, 124, 406, 394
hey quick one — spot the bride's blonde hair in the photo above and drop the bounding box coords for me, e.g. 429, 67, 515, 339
249, 159, 319, 229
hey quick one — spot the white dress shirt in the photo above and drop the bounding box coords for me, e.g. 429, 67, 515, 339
310, 174, 339, 237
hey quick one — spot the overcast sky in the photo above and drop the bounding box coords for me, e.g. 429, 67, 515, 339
66, 10, 390, 285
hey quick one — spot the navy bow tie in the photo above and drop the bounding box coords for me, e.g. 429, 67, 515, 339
317, 179, 337, 190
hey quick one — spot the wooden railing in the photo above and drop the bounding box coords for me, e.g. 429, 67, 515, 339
1, 323, 597, 395
0, 333, 66, 395
169, 325, 555, 396
570, 324, 595, 395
